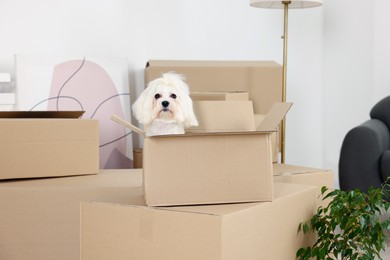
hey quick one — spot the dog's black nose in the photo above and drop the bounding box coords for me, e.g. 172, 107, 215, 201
162, 101, 169, 108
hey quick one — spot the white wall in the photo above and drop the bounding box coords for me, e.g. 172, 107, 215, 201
322, 0, 390, 187
374, 0, 390, 101
3, 0, 386, 186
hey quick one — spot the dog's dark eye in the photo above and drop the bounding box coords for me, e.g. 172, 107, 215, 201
170, 94, 177, 99
154, 94, 161, 99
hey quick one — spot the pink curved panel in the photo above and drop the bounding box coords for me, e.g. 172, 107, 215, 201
47, 59, 131, 169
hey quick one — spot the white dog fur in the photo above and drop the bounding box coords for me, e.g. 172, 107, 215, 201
132, 73, 198, 136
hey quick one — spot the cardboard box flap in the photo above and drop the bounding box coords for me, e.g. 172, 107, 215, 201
188, 101, 255, 132
111, 115, 145, 137
256, 102, 292, 131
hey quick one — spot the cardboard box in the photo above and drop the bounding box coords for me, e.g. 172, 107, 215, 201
145, 60, 282, 115
112, 102, 292, 206
80, 182, 318, 260
0, 118, 99, 179
273, 164, 334, 189
274, 164, 334, 209
0, 169, 144, 260
145, 60, 284, 161
189, 100, 256, 133
190, 91, 249, 101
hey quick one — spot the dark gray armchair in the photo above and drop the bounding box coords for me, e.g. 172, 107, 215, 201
339, 96, 390, 195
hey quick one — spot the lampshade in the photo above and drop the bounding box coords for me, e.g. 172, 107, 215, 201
250, 0, 322, 9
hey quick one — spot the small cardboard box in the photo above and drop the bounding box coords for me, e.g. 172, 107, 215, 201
80, 182, 318, 260
274, 164, 334, 189
0, 117, 99, 179
190, 91, 249, 101
0, 169, 144, 260
274, 164, 334, 208
112, 102, 291, 206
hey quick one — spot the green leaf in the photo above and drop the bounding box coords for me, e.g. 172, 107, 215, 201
298, 185, 390, 259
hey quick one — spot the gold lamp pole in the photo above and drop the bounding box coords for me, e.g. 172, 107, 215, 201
280, 1, 289, 163
250, 0, 322, 163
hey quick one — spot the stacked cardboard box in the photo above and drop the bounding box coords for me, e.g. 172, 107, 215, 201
0, 170, 142, 260
0, 114, 101, 259
146, 60, 283, 162
80, 180, 319, 260
112, 101, 291, 206
0, 166, 332, 260
0, 115, 99, 179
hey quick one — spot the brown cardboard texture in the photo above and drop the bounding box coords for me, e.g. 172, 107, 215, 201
80, 182, 318, 260
0, 118, 99, 180
274, 164, 334, 208
111, 102, 292, 206
0, 169, 144, 260
255, 114, 279, 162
145, 60, 282, 115
189, 100, 255, 132
190, 91, 249, 101
273, 163, 334, 189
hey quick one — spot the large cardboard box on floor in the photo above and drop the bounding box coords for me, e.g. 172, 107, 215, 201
0, 169, 143, 260
112, 102, 292, 206
0, 117, 99, 179
80, 182, 318, 260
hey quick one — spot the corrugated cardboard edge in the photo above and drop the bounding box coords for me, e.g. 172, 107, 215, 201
257, 102, 293, 131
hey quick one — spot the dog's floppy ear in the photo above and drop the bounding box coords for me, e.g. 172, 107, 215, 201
132, 85, 156, 126
182, 94, 199, 127
167, 73, 198, 127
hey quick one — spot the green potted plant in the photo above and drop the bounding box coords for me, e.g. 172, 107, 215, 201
296, 181, 390, 260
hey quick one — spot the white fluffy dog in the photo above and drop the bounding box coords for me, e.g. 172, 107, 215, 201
132, 73, 198, 136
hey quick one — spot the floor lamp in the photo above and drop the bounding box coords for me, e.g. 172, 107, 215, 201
249, 0, 322, 163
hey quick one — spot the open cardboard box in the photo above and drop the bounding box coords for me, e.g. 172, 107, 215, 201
112, 102, 292, 206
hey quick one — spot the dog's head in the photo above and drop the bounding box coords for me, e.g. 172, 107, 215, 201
132, 72, 198, 128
